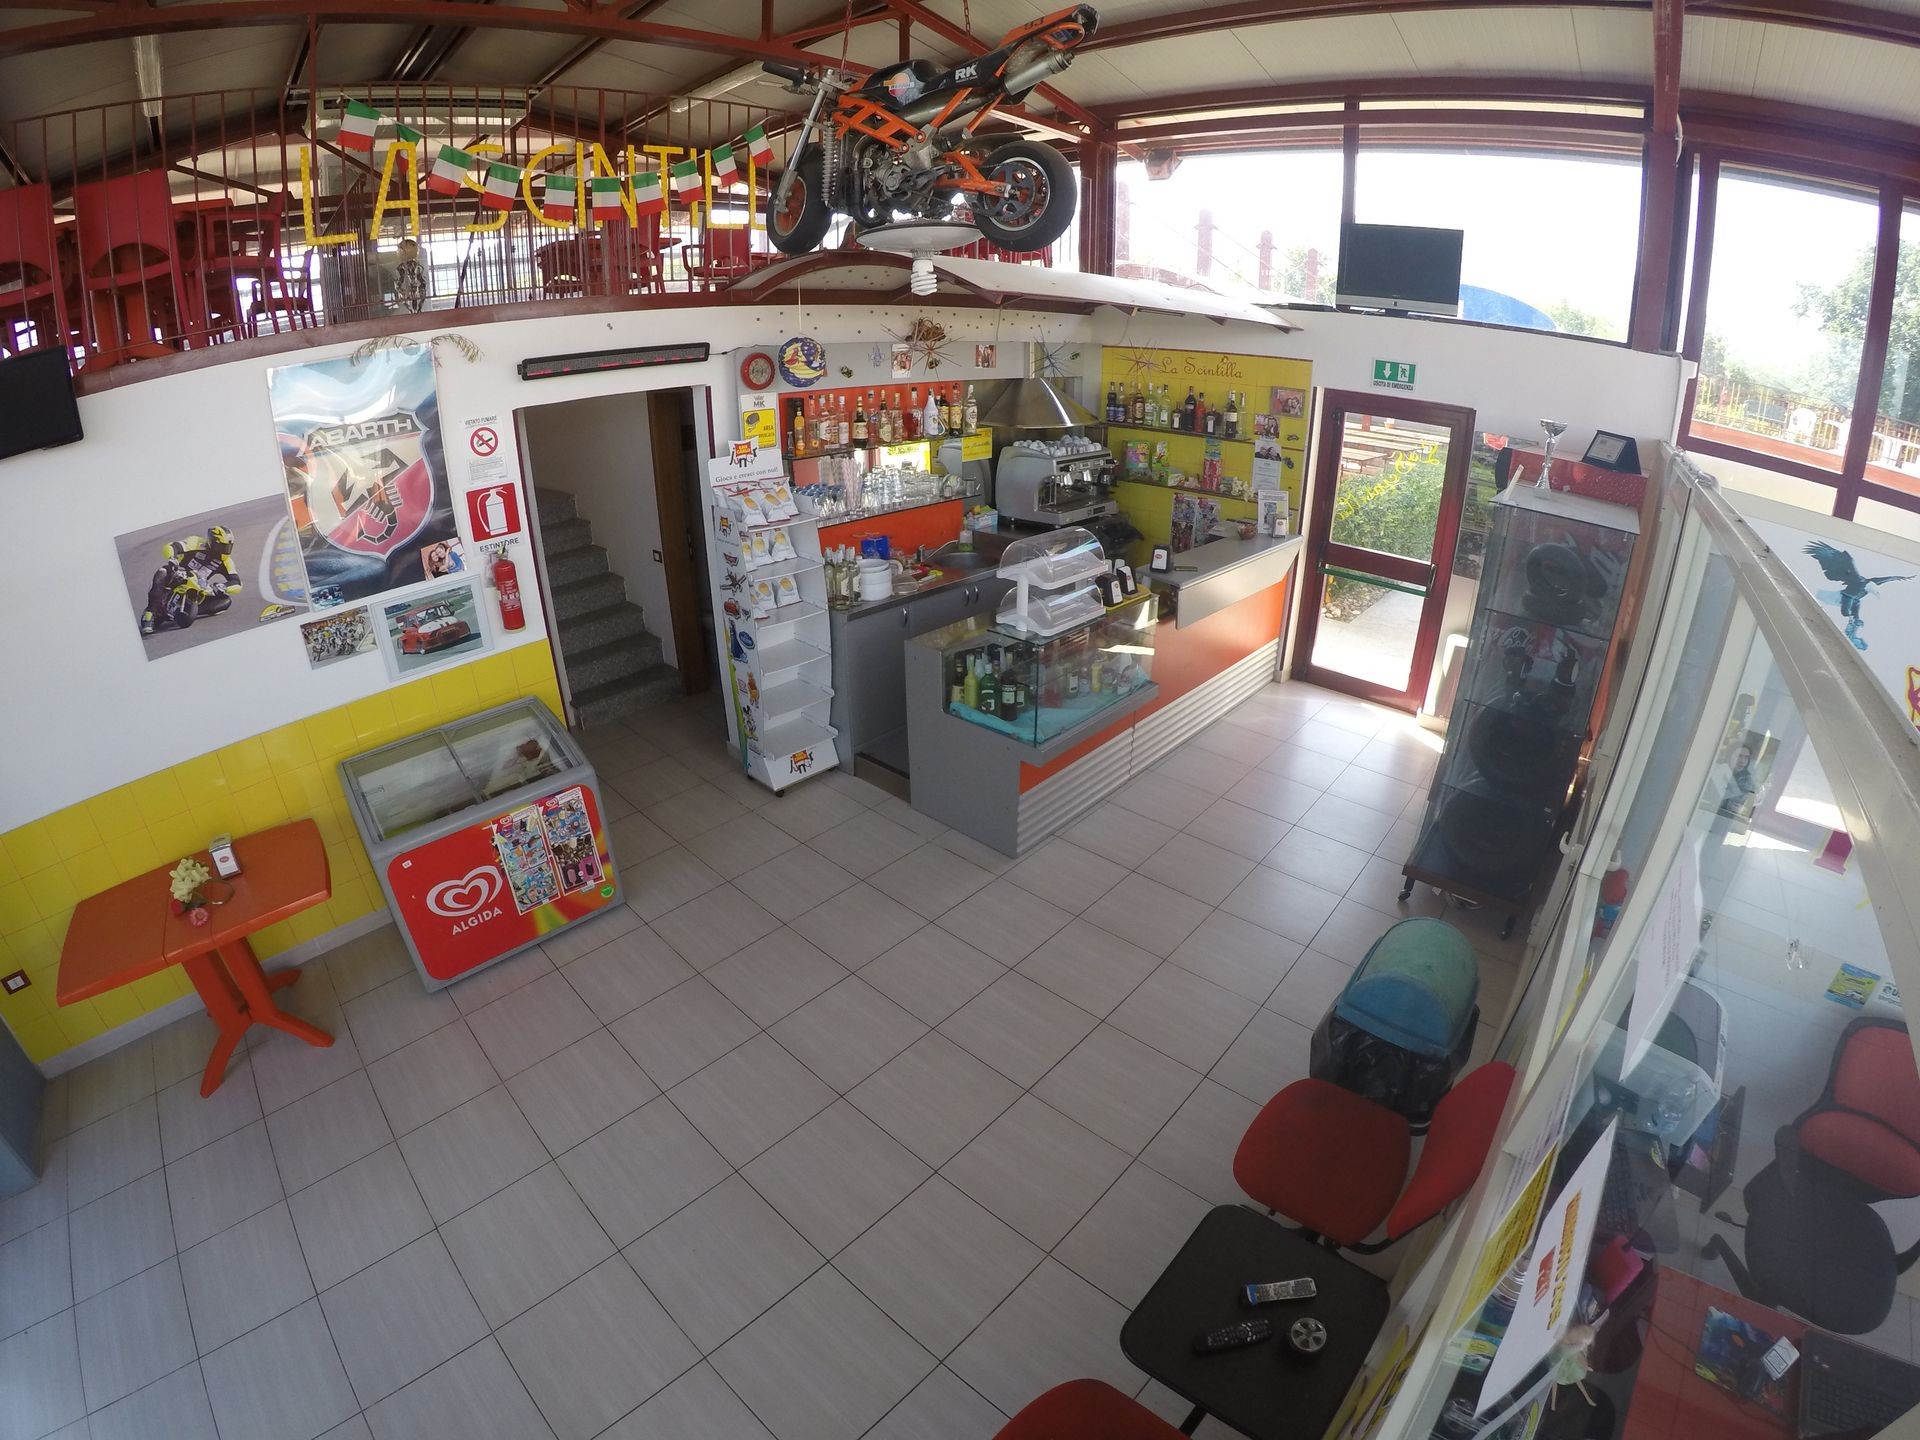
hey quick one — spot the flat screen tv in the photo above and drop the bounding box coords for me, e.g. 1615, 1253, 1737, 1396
1335, 221, 1465, 317
0, 347, 83, 462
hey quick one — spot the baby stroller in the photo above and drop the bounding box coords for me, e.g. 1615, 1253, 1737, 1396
1309, 917, 1480, 1126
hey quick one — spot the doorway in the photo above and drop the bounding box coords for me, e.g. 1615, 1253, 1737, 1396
1294, 391, 1475, 710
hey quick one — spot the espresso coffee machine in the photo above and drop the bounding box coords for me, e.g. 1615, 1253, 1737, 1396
994, 437, 1117, 528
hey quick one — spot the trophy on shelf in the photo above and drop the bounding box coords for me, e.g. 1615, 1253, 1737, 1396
1537, 419, 1567, 491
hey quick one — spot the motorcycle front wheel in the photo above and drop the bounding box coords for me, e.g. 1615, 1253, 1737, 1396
768, 152, 832, 255
971, 140, 1075, 252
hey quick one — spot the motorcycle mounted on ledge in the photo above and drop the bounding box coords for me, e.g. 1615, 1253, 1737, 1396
759, 4, 1097, 257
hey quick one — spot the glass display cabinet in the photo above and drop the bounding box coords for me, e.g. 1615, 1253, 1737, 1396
1402, 482, 1640, 933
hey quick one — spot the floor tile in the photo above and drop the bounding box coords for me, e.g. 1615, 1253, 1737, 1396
872, 794, 947, 838
0, 1215, 69, 1339
319, 1232, 489, 1406
1107, 770, 1214, 829
1153, 745, 1249, 797
499, 1257, 700, 1440
287, 1144, 433, 1291
866, 1365, 1007, 1440
1080, 874, 1215, 960
1259, 743, 1348, 790
671, 1034, 837, 1167
1347, 853, 1446, 919
1015, 918, 1163, 1017
266, 1070, 394, 1194
167, 1119, 284, 1250
1288, 719, 1369, 762
75, 1256, 196, 1409
1137, 832, 1256, 906
365, 1021, 498, 1136
622, 846, 725, 922
927, 827, 1018, 877
1033, 1024, 1203, 1154
67, 1095, 162, 1210
1223, 768, 1320, 824
444, 947, 552, 1018
625, 1175, 823, 1352
610, 754, 702, 811
561, 922, 694, 1021
943, 1095, 1129, 1249
758, 782, 867, 843
1139, 1080, 1262, 1207
934, 878, 1073, 965
464, 970, 600, 1078
734, 844, 859, 922
1375, 816, 1422, 860
556, 1097, 732, 1247
199, 1300, 358, 1440
251, 1017, 366, 1116
1209, 1006, 1316, 1105
609, 976, 759, 1090
705, 927, 848, 1026
1183, 796, 1293, 862
609, 809, 676, 866
1263, 825, 1375, 894
1311, 896, 1404, 965
742, 1100, 929, 1255
790, 881, 927, 968
711, 1267, 935, 1440
364, 1337, 556, 1440
938, 972, 1099, 1088
318, 928, 412, 1005
341, 974, 458, 1065
600, 1361, 775, 1439
685, 811, 799, 881
179, 1202, 314, 1353
66, 1040, 156, 1130
1054, 1164, 1210, 1308
1326, 763, 1420, 816
538, 901, 643, 967
802, 811, 925, 878
1219, 865, 1344, 947
70, 1169, 174, 1301
837, 1177, 1042, 1358
644, 779, 748, 842
506, 1029, 658, 1153
1351, 730, 1440, 783
859, 926, 1006, 1026
86, 1359, 219, 1440
1188, 720, 1282, 768
817, 767, 896, 809
0, 1312, 84, 1440
870, 844, 995, 921
770, 976, 927, 1092
650, 882, 782, 971
395, 1087, 548, 1224
442, 1164, 614, 1327
1107, 963, 1259, 1072
1167, 910, 1304, 1005
1002, 837, 1127, 915
0, 1144, 67, 1248
1295, 792, 1395, 851
947, 1259, 1141, 1419
319, 1419, 375, 1440
848, 1032, 1024, 1168
156, 1059, 262, 1164
1062, 801, 1178, 870
1267, 950, 1356, 1029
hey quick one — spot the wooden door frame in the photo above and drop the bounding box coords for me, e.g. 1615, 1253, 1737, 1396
648, 388, 709, 695
1293, 388, 1477, 711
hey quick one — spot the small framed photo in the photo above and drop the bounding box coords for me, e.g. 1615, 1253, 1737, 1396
376, 577, 489, 681
975, 343, 997, 368
299, 606, 376, 670
421, 537, 466, 578
1582, 430, 1641, 473
1149, 545, 1172, 573
890, 343, 913, 377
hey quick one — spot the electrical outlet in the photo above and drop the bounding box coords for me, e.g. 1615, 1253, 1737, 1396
652, 549, 663, 562
1, 970, 27, 995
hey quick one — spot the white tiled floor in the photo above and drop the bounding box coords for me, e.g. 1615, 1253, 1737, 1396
3, 682, 1522, 1440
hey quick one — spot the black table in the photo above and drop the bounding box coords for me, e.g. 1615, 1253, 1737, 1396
1120, 1205, 1390, 1440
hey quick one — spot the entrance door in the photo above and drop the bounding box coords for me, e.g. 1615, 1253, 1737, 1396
1294, 391, 1475, 710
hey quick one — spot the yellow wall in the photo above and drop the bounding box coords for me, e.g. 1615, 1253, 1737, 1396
0, 643, 563, 1067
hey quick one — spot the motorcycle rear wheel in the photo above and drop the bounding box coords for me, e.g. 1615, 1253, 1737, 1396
971, 140, 1074, 253
769, 152, 832, 255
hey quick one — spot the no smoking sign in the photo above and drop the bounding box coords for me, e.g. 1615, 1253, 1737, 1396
469, 425, 499, 457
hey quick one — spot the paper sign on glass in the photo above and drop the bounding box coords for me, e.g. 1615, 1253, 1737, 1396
489, 805, 561, 914
537, 786, 605, 895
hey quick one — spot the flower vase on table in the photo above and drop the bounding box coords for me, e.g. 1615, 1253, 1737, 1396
169, 857, 232, 927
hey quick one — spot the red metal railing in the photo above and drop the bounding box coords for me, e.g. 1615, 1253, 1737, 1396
0, 84, 1059, 375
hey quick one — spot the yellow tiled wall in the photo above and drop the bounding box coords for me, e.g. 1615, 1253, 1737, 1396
0, 643, 564, 1067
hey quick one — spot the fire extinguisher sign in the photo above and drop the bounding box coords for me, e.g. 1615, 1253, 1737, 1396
467, 482, 523, 541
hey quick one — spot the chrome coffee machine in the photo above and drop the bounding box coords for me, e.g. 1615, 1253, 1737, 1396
994, 437, 1117, 527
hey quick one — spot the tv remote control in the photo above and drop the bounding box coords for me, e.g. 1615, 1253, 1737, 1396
1193, 1320, 1274, 1354
1242, 1279, 1317, 1306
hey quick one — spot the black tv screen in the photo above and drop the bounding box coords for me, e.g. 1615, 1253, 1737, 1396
0, 347, 83, 461
1336, 222, 1465, 317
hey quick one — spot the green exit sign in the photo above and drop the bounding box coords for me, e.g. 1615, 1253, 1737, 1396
1372, 359, 1417, 390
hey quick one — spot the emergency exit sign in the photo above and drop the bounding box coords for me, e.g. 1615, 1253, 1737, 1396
1372, 359, 1416, 391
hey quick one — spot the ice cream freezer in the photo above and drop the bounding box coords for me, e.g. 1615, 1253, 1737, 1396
339, 698, 621, 990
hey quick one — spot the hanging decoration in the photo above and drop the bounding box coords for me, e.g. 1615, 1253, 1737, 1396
886, 318, 950, 372
777, 336, 827, 387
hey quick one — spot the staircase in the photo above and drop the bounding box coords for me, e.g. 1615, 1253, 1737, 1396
535, 486, 680, 725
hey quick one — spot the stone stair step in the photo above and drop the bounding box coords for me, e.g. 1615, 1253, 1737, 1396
564, 632, 666, 693
540, 516, 593, 558
546, 544, 610, 588
573, 665, 683, 726
535, 487, 577, 527
549, 571, 626, 621
557, 601, 650, 655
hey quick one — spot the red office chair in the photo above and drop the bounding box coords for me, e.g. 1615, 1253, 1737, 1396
0, 182, 73, 355
682, 224, 766, 287
1234, 1062, 1516, 1252
992, 1380, 1185, 1440
1786, 1017, 1920, 1200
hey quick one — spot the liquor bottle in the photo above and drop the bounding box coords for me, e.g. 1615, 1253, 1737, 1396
1181, 386, 1197, 432
789, 398, 808, 457
998, 652, 1021, 721
948, 651, 967, 707
1012, 645, 1030, 714
1106, 383, 1121, 423
839, 395, 852, 448
851, 396, 868, 445
978, 650, 999, 717
1202, 393, 1218, 437
923, 388, 942, 440
1225, 390, 1240, 440
963, 654, 980, 710
882, 395, 898, 445
1130, 383, 1145, 424
963, 384, 978, 434
906, 386, 921, 439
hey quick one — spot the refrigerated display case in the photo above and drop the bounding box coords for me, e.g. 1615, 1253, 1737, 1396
339, 698, 620, 990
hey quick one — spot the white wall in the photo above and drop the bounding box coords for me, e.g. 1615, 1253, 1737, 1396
519, 392, 674, 667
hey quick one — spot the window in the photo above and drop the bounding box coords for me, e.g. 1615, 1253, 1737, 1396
1691, 168, 1879, 474
1353, 146, 1641, 339
1862, 205, 1920, 505
1114, 148, 1342, 302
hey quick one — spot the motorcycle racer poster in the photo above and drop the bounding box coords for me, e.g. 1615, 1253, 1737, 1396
268, 346, 459, 608
113, 493, 308, 661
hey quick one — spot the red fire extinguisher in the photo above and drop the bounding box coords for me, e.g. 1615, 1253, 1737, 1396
492, 548, 526, 631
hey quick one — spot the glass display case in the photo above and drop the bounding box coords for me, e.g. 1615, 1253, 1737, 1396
1403, 483, 1640, 928
926, 592, 1158, 747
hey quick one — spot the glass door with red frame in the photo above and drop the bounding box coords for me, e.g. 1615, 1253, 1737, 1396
1294, 392, 1475, 710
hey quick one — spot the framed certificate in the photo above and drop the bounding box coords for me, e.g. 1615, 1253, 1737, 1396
1582, 430, 1640, 473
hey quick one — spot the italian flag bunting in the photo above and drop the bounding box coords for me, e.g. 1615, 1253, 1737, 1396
633, 170, 665, 217
711, 144, 739, 185
744, 123, 773, 167
479, 161, 521, 211
427, 146, 474, 196
392, 122, 425, 163
670, 158, 701, 196
590, 176, 626, 222
544, 173, 578, 220
338, 99, 381, 151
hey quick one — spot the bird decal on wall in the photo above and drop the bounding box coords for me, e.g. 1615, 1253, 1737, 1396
1804, 540, 1912, 650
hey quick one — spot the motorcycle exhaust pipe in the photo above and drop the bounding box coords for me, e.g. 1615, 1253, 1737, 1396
1001, 48, 1074, 101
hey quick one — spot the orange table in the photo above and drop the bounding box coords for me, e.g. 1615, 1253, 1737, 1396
58, 820, 334, 1096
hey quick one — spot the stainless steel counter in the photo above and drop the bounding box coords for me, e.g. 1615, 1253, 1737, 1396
1146, 535, 1304, 627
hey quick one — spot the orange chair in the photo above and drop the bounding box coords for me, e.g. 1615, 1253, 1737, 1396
1234, 1061, 1516, 1252
993, 1380, 1184, 1440
198, 189, 288, 337
0, 182, 73, 355
682, 224, 767, 287
536, 236, 590, 299
72, 169, 193, 364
